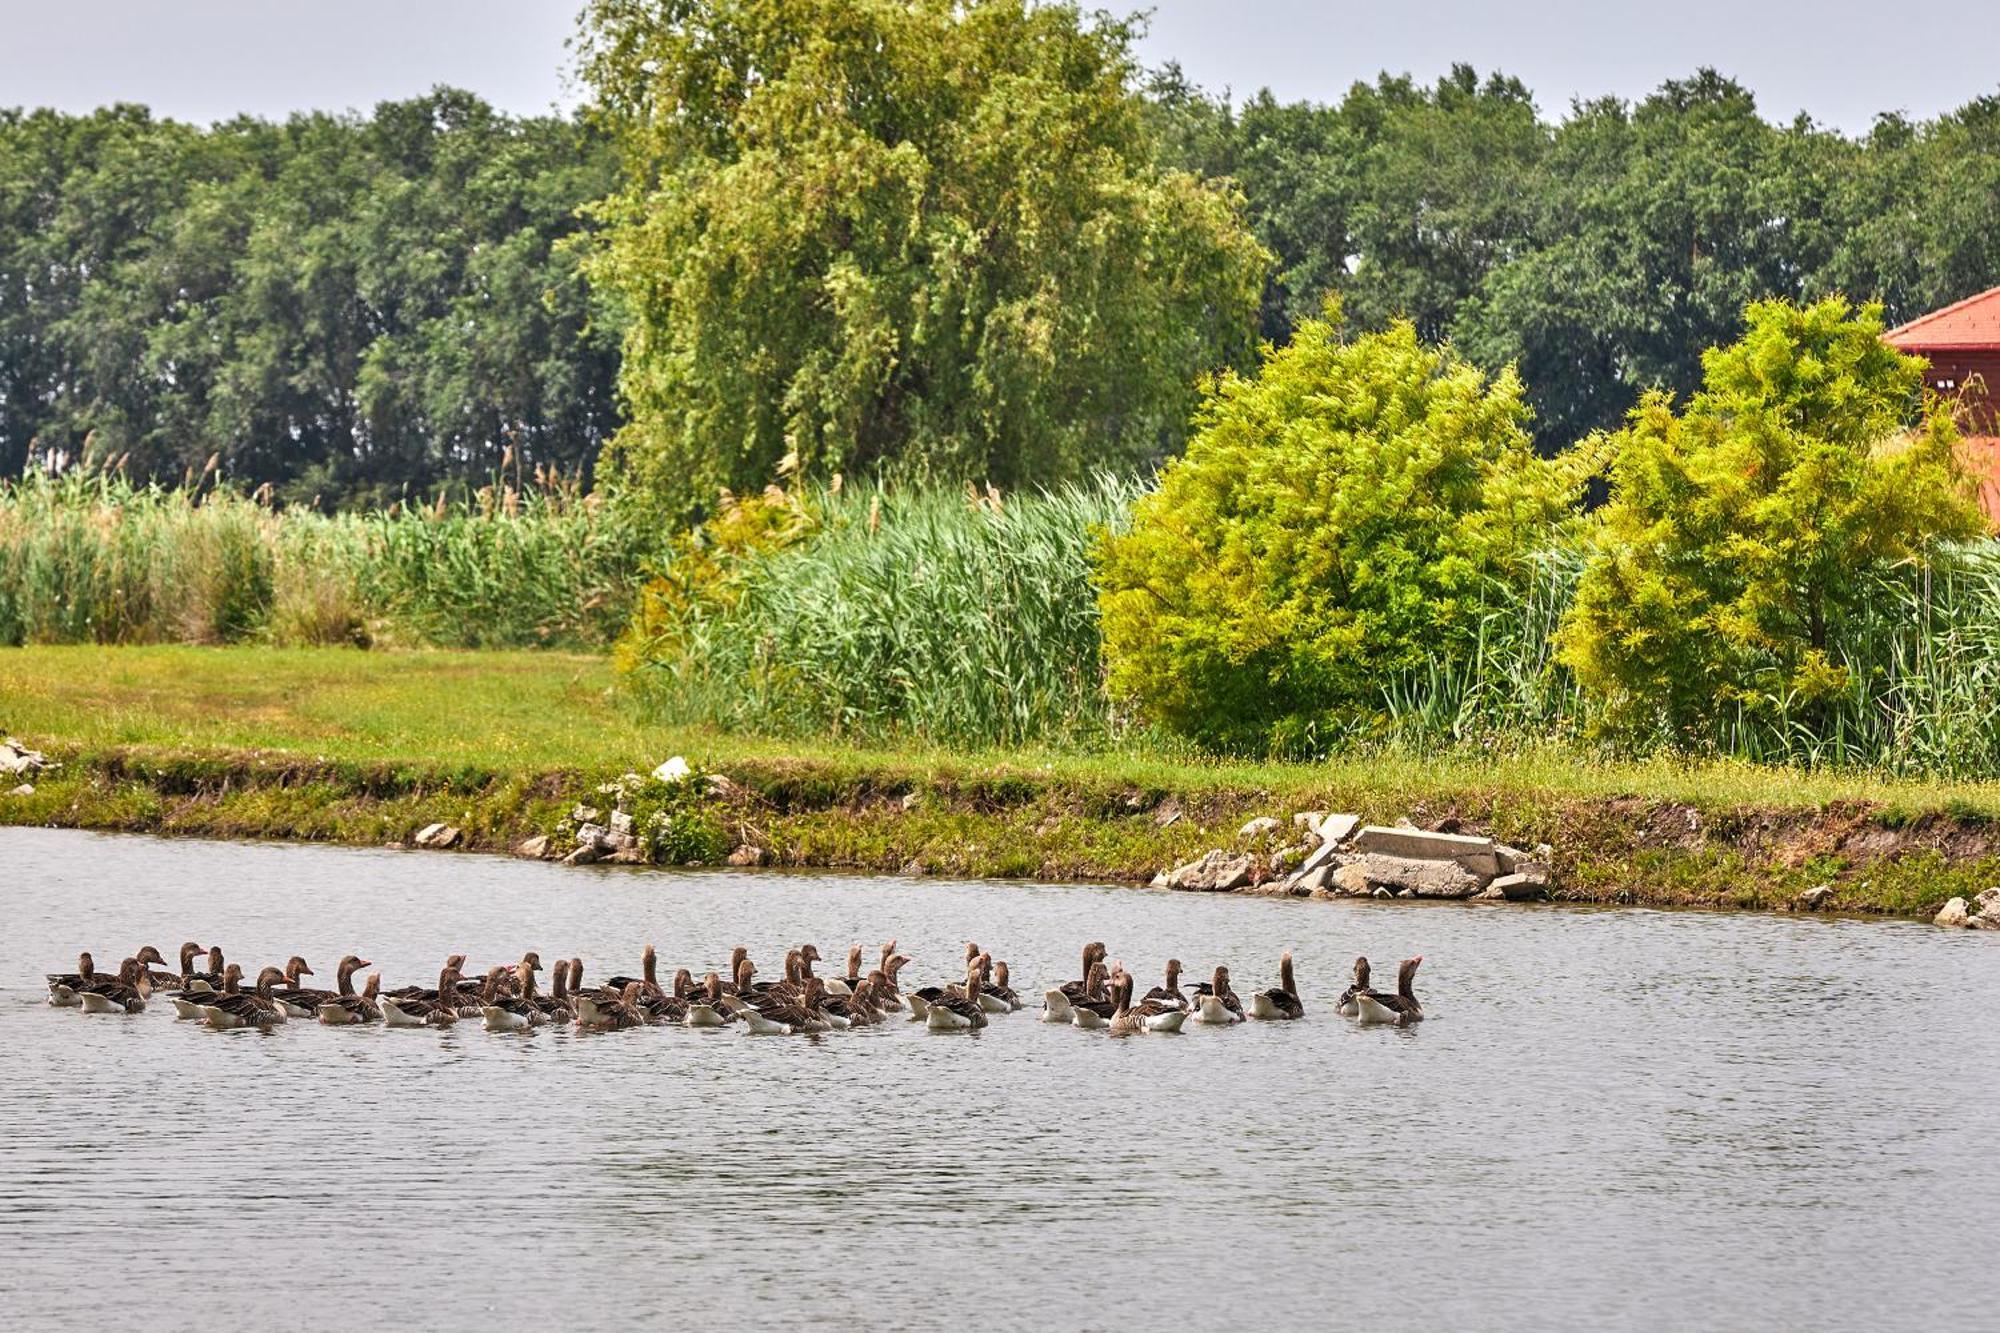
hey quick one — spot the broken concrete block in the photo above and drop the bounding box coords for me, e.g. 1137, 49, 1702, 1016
1350, 825, 1499, 878
1239, 816, 1281, 839
1332, 853, 1484, 899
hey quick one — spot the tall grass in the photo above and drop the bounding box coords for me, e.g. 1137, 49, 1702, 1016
628, 479, 1138, 748
0, 465, 654, 649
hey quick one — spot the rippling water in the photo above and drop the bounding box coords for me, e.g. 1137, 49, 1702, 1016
5, 827, 1999, 1327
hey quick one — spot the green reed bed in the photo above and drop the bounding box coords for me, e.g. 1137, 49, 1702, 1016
0, 467, 653, 649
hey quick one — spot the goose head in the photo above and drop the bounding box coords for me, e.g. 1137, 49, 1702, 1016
736, 957, 757, 993
75, 951, 95, 979
568, 958, 584, 993
993, 960, 1012, 990
116, 957, 144, 985
1398, 956, 1423, 994
963, 941, 981, 968
336, 954, 370, 980
1211, 965, 1231, 995
672, 968, 693, 1000
205, 946, 224, 974
846, 944, 864, 979
1351, 956, 1371, 990
1279, 951, 1295, 991
253, 966, 287, 995
178, 942, 203, 975
702, 971, 724, 1003
520, 951, 544, 974
641, 944, 658, 984
619, 982, 643, 1010
361, 973, 380, 999
134, 945, 167, 970
219, 962, 245, 992
885, 953, 910, 981
798, 943, 822, 973
284, 956, 313, 984
549, 960, 570, 1001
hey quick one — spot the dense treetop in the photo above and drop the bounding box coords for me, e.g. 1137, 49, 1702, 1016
3, 16, 1998, 507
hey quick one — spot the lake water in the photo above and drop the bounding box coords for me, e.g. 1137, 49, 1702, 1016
4, 826, 1997, 1328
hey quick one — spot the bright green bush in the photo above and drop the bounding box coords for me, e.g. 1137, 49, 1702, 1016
1094, 310, 1588, 753
1560, 297, 1986, 747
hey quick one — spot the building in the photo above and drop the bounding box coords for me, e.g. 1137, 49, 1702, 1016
1885, 285, 2000, 523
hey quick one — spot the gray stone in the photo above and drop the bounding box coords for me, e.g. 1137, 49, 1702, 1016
570, 804, 602, 825
1162, 849, 1256, 892
5, 782, 32, 797
563, 843, 603, 866
605, 830, 638, 854
1975, 887, 2000, 912
1332, 853, 1484, 899
727, 844, 767, 867
610, 810, 635, 835
1506, 860, 1552, 886
1317, 812, 1361, 846
1290, 862, 1336, 896
1239, 815, 1282, 839
1935, 897, 1970, 927
1796, 883, 1835, 911
1484, 872, 1549, 902
514, 835, 551, 860
575, 822, 609, 849
413, 822, 462, 850
1350, 825, 1500, 878
1292, 811, 1327, 833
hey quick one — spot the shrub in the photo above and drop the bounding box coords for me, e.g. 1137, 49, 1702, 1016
1560, 297, 1986, 747
1095, 310, 1588, 753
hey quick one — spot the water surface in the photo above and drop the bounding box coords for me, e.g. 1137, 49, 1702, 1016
4, 827, 1997, 1328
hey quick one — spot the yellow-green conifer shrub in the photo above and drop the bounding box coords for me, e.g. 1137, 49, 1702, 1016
1560, 297, 1985, 747
1095, 310, 1586, 753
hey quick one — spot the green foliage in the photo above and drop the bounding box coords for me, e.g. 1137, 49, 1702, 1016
0, 463, 655, 648
1094, 310, 1590, 753
557, 769, 729, 866
0, 93, 619, 504
578, 0, 1270, 517
623, 478, 1135, 748
1560, 297, 1986, 746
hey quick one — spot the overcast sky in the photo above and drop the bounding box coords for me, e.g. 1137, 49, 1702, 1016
2, 1, 1992, 134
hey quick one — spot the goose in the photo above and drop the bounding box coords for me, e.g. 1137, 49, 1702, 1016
46, 952, 101, 1007
76, 958, 151, 1014
823, 944, 866, 997
201, 966, 289, 1029
727, 963, 829, 1034
1041, 941, 1107, 1023
604, 945, 664, 997
1335, 957, 1372, 1018
637, 969, 694, 1024
873, 941, 910, 1011
535, 959, 575, 1025
380, 965, 465, 1028
967, 955, 1013, 1014
317, 973, 383, 1025
180, 945, 227, 994
274, 954, 371, 1018
825, 975, 881, 1026
684, 971, 734, 1028
907, 943, 984, 1020
385, 954, 467, 1002
986, 960, 1024, 1011
576, 981, 649, 1032
1068, 962, 1117, 1029
482, 961, 547, 1031
1143, 959, 1188, 1011
1248, 952, 1305, 1021
146, 942, 205, 994
170, 962, 242, 1019
1108, 974, 1151, 1037
1352, 956, 1424, 1026
924, 965, 988, 1031
1191, 966, 1244, 1025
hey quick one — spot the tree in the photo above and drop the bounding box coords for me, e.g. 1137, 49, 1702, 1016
577, 0, 1270, 518
1094, 308, 1585, 753
1559, 297, 1985, 745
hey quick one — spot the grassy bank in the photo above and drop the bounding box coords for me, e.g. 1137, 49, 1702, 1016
5, 645, 2000, 917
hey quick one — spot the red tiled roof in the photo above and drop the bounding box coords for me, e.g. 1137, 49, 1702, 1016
1886, 286, 2000, 351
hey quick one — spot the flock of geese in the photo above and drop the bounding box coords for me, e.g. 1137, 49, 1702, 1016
42, 940, 1426, 1036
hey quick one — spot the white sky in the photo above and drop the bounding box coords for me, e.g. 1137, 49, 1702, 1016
0, 1, 1992, 133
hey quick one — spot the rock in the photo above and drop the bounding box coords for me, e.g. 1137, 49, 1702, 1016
570, 804, 602, 825
900, 791, 923, 812
727, 844, 767, 867
575, 822, 609, 850
1317, 812, 1361, 846
607, 847, 646, 864
1482, 872, 1549, 902
1975, 887, 2000, 912
653, 756, 693, 783
610, 810, 634, 835
1796, 883, 1835, 911
413, 822, 462, 850
1292, 811, 1326, 833
1290, 863, 1336, 896
605, 830, 638, 854
1147, 871, 1169, 888
1331, 853, 1483, 899
514, 835, 551, 860
1935, 897, 1970, 927
1350, 825, 1500, 878
563, 843, 602, 866
1, 739, 54, 776
5, 782, 32, 797
1239, 815, 1282, 840
1161, 849, 1255, 892
705, 773, 741, 799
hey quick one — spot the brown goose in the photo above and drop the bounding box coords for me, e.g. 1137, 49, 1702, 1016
318, 973, 383, 1025
1143, 959, 1187, 1011
385, 955, 467, 1002
1335, 957, 1372, 1018
46, 951, 101, 1007
171, 960, 243, 1018
604, 944, 664, 996
1191, 965, 1244, 1025
924, 965, 988, 1031
202, 966, 290, 1028
1352, 956, 1424, 1026
274, 954, 372, 1018
76, 957, 152, 1014
146, 942, 205, 994
684, 971, 735, 1027
1068, 962, 1117, 1029
1041, 941, 1108, 1022
577, 981, 650, 1032
536, 959, 575, 1025
180, 945, 227, 993
1248, 952, 1304, 1021
728, 962, 828, 1034
380, 965, 465, 1027
825, 944, 866, 997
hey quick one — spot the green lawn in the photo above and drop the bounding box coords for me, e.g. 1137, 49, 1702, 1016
8, 643, 2000, 818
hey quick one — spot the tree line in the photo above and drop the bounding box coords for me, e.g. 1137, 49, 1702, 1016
5, 1, 1999, 508
0, 89, 620, 507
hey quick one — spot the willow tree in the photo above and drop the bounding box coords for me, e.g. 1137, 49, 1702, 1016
577, 0, 1270, 516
